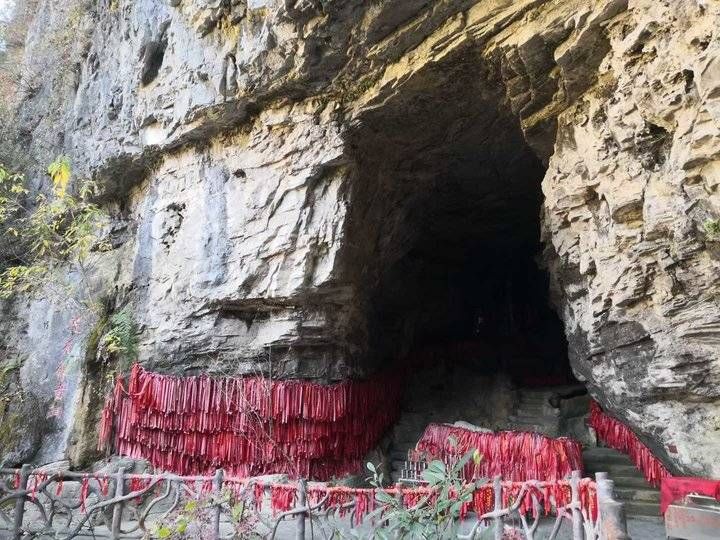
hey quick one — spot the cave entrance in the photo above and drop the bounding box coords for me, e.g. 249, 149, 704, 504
344, 52, 578, 431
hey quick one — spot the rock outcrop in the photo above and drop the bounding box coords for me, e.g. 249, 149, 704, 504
1, 0, 718, 477
542, 0, 720, 477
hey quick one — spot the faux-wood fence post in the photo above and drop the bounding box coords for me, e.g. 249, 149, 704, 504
211, 469, 224, 540
111, 467, 126, 540
596, 473, 630, 540
12, 464, 31, 540
570, 470, 583, 540
295, 478, 307, 540
492, 475, 503, 540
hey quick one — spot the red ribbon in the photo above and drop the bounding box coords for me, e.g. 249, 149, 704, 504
414, 423, 583, 482
589, 400, 670, 487
98, 476, 110, 497
100, 364, 402, 480
80, 478, 90, 513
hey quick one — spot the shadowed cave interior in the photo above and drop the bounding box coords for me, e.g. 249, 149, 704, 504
343, 52, 578, 429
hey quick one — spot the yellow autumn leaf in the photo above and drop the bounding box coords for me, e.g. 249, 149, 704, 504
48, 156, 72, 196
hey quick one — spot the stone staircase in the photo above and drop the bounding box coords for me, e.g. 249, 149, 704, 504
505, 388, 561, 436
583, 446, 661, 518
388, 411, 428, 483
388, 387, 566, 483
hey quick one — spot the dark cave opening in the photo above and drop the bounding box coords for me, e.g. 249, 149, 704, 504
344, 51, 577, 404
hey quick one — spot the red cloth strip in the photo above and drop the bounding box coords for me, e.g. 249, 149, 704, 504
414, 423, 583, 482
660, 476, 720, 514
256, 480, 596, 519
100, 364, 402, 481
589, 400, 670, 487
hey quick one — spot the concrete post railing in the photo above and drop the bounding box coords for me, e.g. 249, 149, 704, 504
3, 465, 629, 540
295, 478, 307, 540
596, 472, 631, 540
570, 470, 583, 539
12, 464, 31, 540
211, 469, 224, 540
110, 467, 126, 540
492, 475, 503, 540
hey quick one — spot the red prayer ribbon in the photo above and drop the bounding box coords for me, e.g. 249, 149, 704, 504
261, 480, 595, 518
589, 400, 670, 487
414, 423, 583, 482
100, 364, 402, 480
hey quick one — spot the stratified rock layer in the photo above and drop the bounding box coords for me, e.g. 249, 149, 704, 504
1, 0, 718, 476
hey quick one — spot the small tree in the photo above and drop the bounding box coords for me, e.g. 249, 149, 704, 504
338, 446, 489, 540
0, 157, 110, 307
148, 488, 262, 539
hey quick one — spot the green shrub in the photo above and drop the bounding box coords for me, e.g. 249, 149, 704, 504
703, 218, 720, 241
101, 306, 138, 369
345, 445, 488, 540
0, 157, 110, 303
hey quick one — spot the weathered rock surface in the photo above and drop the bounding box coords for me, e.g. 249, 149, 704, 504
542, 0, 720, 476
1, 0, 718, 477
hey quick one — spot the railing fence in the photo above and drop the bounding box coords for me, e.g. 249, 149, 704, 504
0, 466, 629, 539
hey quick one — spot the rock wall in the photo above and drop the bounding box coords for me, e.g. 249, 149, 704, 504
1, 0, 718, 477
542, 0, 720, 477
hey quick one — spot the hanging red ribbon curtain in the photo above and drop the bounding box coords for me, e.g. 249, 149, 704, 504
98, 364, 402, 480
413, 423, 584, 482
588, 400, 670, 487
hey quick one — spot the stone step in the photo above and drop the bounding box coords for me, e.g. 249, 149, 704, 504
520, 396, 549, 404
522, 389, 556, 395
516, 405, 543, 414
611, 476, 655, 489
584, 464, 643, 478
583, 453, 634, 466
519, 400, 549, 409
505, 425, 559, 437
614, 488, 661, 503
505, 420, 545, 430
583, 446, 631, 456
509, 414, 558, 424
391, 459, 406, 472
391, 449, 411, 462
507, 418, 559, 431
624, 501, 661, 517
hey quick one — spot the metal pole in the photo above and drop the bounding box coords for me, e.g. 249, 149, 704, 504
212, 469, 224, 540
493, 475, 503, 540
111, 467, 126, 540
296, 478, 307, 540
570, 470, 583, 540
12, 464, 31, 540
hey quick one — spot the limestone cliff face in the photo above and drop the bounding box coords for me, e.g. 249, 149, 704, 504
1, 0, 719, 476
542, 0, 720, 477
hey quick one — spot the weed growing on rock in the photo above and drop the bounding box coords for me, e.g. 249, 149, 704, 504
703, 218, 720, 241
100, 306, 138, 370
